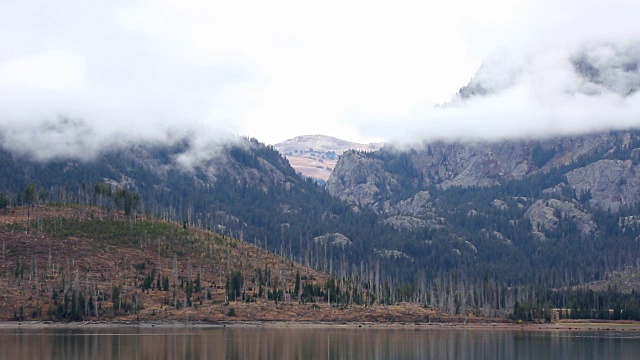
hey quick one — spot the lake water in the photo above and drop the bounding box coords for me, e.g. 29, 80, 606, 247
1, 325, 639, 359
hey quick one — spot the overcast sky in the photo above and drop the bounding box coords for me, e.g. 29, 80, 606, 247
1, 0, 640, 158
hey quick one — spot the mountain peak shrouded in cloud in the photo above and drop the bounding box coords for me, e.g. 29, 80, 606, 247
353, 40, 640, 147
455, 42, 640, 101
3, 0, 640, 154
0, 114, 243, 166
0, 0, 252, 161
570, 43, 640, 97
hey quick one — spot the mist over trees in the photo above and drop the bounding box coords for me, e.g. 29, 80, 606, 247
2, 131, 640, 320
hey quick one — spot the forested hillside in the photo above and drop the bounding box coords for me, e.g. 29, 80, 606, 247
327, 129, 640, 288
3, 130, 640, 319
0, 205, 448, 322
0, 136, 398, 290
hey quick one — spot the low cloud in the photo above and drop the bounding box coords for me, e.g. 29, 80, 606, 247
0, 116, 241, 167
0, 0, 253, 161
349, 0, 640, 146
3, 0, 640, 157
355, 41, 640, 147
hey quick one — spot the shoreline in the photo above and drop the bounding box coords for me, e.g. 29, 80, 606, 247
2, 320, 640, 331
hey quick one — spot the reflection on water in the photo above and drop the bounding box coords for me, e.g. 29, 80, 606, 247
1, 325, 640, 359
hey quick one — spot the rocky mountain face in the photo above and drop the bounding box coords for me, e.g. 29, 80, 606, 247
524, 199, 598, 242
565, 159, 640, 212
328, 131, 640, 213
328, 129, 640, 261
274, 134, 384, 182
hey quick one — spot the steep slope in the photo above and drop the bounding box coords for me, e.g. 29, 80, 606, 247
0, 205, 447, 322
327, 131, 640, 212
274, 135, 383, 182
328, 129, 640, 285
0, 136, 334, 244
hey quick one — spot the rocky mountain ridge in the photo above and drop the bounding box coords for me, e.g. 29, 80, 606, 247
327, 129, 640, 276
327, 130, 640, 214
3, 128, 640, 288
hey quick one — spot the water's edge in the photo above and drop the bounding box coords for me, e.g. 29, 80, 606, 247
2, 320, 640, 331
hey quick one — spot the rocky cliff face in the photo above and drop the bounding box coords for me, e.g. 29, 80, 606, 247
525, 199, 598, 241
327, 131, 635, 212
565, 159, 640, 212
327, 129, 640, 244
325, 151, 393, 210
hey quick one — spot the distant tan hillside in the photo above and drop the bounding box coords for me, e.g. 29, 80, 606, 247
274, 135, 384, 181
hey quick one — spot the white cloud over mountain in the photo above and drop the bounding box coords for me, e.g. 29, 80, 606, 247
1, 0, 639, 158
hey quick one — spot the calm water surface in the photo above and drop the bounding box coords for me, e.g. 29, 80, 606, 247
1, 325, 639, 359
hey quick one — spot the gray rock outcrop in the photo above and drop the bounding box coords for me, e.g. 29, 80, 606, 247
313, 233, 352, 247
525, 199, 597, 240
327, 132, 628, 215
383, 215, 444, 231
325, 151, 392, 210
389, 191, 432, 215
491, 199, 508, 211
565, 159, 640, 212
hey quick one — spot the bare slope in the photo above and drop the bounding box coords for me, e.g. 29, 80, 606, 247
274, 135, 384, 181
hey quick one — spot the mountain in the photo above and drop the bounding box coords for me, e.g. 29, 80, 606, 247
0, 137, 528, 319
0, 136, 355, 249
273, 135, 384, 182
328, 129, 640, 285
0, 135, 396, 287
4, 129, 640, 289
5, 39, 640, 321
4, 127, 640, 319
453, 42, 640, 102
327, 131, 640, 212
